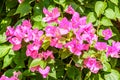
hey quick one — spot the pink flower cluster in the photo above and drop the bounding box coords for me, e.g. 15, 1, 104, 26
6, 20, 43, 51
43, 6, 97, 56
0, 71, 21, 80
106, 41, 120, 58
84, 57, 103, 73
94, 29, 120, 58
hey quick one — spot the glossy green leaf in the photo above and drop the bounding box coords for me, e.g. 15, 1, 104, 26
4, 69, 16, 77
104, 8, 116, 20
110, 58, 117, 68
0, 32, 7, 44
115, 6, 120, 19
48, 66, 57, 79
67, 66, 81, 80
95, 1, 107, 17
110, 0, 118, 5
15, 2, 32, 17
87, 12, 96, 23
42, 40, 50, 50
101, 17, 113, 26
2, 49, 15, 69
0, 45, 11, 58
5, 0, 17, 9
13, 51, 26, 68
59, 49, 71, 59
30, 59, 46, 69
102, 62, 111, 72
104, 69, 120, 80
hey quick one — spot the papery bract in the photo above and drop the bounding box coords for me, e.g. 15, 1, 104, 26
42, 50, 54, 60
50, 38, 63, 49
65, 5, 75, 14
102, 29, 112, 40
65, 39, 85, 56
43, 8, 60, 23
95, 42, 107, 51
106, 41, 120, 58
26, 40, 42, 59
38, 66, 50, 78
84, 57, 103, 73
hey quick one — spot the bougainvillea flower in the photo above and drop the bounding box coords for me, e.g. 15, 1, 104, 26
102, 28, 112, 40
42, 50, 54, 60
26, 40, 42, 58
84, 57, 103, 73
45, 26, 61, 38
106, 41, 120, 58
9, 37, 22, 50
43, 7, 60, 23
38, 66, 50, 78
65, 39, 84, 56
79, 16, 87, 25
71, 12, 80, 29
58, 17, 71, 35
50, 38, 63, 48
6, 26, 14, 37
22, 20, 32, 29
95, 42, 107, 51
31, 29, 43, 41
65, 5, 75, 14
45, 26, 57, 37
6, 26, 15, 40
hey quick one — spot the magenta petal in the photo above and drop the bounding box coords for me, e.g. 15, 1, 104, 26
12, 44, 21, 51
38, 66, 50, 78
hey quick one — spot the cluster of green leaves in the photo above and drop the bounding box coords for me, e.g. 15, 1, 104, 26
0, 0, 120, 80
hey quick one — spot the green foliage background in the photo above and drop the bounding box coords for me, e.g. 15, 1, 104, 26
1, 0, 120, 80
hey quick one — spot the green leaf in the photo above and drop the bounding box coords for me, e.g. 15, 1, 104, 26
67, 66, 81, 80
48, 66, 57, 79
30, 59, 46, 69
2, 49, 15, 69
82, 50, 96, 58
13, 51, 26, 68
5, 0, 17, 9
95, 1, 107, 17
33, 21, 46, 30
110, 0, 118, 5
102, 62, 111, 72
100, 51, 108, 62
7, 9, 16, 17
72, 55, 83, 67
87, 12, 96, 23
104, 8, 116, 20
15, 2, 32, 17
101, 17, 113, 26
0, 32, 7, 44
115, 6, 120, 19
110, 58, 117, 68
23, 70, 36, 76
33, 15, 42, 22
0, 45, 11, 58
0, 18, 12, 33
4, 69, 16, 77
104, 69, 120, 80
90, 74, 104, 80
59, 49, 71, 59
42, 39, 50, 50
